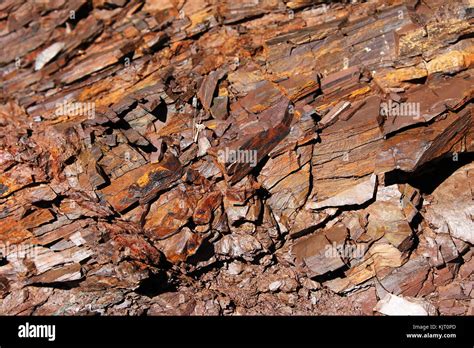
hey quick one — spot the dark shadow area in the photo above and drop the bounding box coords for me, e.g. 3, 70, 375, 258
68, 0, 94, 28
0, 257, 8, 267
384, 152, 474, 194
30, 279, 84, 290
312, 264, 351, 284
135, 271, 177, 298
150, 101, 168, 123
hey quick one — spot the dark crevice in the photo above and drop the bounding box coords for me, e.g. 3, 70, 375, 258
135, 271, 176, 297
67, 0, 94, 28
407, 76, 428, 85
135, 142, 158, 154
384, 152, 474, 194
149, 101, 168, 123
94, 164, 111, 190
312, 264, 351, 284
0, 257, 9, 267
117, 199, 141, 216
30, 279, 84, 290
186, 242, 222, 276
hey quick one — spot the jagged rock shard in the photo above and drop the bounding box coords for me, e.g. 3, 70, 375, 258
379, 256, 431, 297
100, 153, 183, 212
155, 227, 203, 264
375, 109, 473, 174
198, 69, 227, 111
292, 224, 347, 277
144, 185, 196, 240
267, 163, 311, 215
212, 98, 293, 184
365, 185, 415, 252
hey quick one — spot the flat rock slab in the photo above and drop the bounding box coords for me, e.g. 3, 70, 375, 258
308, 174, 377, 209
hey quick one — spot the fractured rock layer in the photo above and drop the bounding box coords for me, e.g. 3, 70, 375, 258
0, 0, 473, 315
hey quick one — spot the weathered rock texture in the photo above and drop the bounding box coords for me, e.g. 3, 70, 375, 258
0, 0, 472, 315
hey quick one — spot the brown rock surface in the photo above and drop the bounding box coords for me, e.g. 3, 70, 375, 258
0, 0, 472, 316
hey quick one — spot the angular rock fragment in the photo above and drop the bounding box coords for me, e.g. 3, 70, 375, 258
376, 109, 473, 174
267, 163, 311, 220
34, 42, 65, 71
215, 232, 262, 262
100, 153, 182, 212
292, 224, 348, 277
155, 227, 203, 264
144, 185, 196, 240
308, 174, 377, 210
311, 96, 383, 201
364, 185, 417, 252
318, 101, 351, 128
375, 293, 437, 316
379, 256, 432, 297
424, 162, 474, 244
211, 98, 293, 184
341, 243, 407, 293
198, 69, 227, 111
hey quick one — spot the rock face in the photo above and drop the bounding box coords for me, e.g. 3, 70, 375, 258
0, 0, 472, 316
292, 224, 348, 277
424, 162, 474, 244
307, 174, 377, 210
